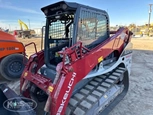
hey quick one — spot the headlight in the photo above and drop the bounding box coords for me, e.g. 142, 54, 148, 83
62, 4, 68, 10
44, 9, 48, 15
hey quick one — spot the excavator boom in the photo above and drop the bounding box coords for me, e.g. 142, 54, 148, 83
18, 19, 29, 30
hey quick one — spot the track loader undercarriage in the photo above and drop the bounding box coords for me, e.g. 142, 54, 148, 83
66, 66, 129, 115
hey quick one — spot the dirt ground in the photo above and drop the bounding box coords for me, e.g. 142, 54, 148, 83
6, 37, 153, 115
110, 50, 153, 115
17, 37, 153, 56
17, 38, 42, 57
110, 38, 153, 115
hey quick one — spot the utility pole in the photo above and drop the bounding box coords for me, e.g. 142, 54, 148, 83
9, 24, 11, 31
148, 4, 153, 30
28, 19, 31, 30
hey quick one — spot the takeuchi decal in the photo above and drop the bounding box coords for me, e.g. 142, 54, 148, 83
56, 72, 77, 115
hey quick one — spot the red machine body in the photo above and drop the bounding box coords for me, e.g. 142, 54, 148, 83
20, 27, 131, 115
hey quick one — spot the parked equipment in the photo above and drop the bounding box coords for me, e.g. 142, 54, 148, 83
0, 1, 133, 115
18, 19, 29, 30
18, 19, 35, 39
0, 31, 27, 81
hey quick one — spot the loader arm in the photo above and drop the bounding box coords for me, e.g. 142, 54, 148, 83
50, 28, 130, 114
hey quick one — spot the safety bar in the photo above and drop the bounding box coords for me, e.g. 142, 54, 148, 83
25, 42, 38, 54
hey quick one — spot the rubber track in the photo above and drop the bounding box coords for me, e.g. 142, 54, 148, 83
66, 67, 126, 115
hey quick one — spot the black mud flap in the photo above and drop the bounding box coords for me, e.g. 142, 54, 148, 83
0, 84, 36, 115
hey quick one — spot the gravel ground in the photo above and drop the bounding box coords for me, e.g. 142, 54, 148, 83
1, 38, 153, 115
109, 50, 153, 115
5, 50, 153, 115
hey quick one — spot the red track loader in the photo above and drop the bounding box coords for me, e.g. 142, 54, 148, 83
0, 1, 133, 115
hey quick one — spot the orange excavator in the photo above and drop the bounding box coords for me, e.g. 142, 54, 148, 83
0, 30, 27, 81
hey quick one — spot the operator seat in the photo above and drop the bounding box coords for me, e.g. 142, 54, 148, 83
40, 40, 70, 82
40, 65, 56, 82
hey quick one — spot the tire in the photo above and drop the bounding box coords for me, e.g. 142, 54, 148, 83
0, 54, 28, 81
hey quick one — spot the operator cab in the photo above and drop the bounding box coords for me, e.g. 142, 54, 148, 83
41, 1, 110, 79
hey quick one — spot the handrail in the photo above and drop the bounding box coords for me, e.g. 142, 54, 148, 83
41, 26, 46, 50
25, 42, 38, 54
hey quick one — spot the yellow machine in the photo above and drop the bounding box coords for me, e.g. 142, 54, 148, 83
146, 23, 153, 37
128, 24, 143, 37
17, 19, 35, 39
18, 19, 29, 30
128, 23, 153, 37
